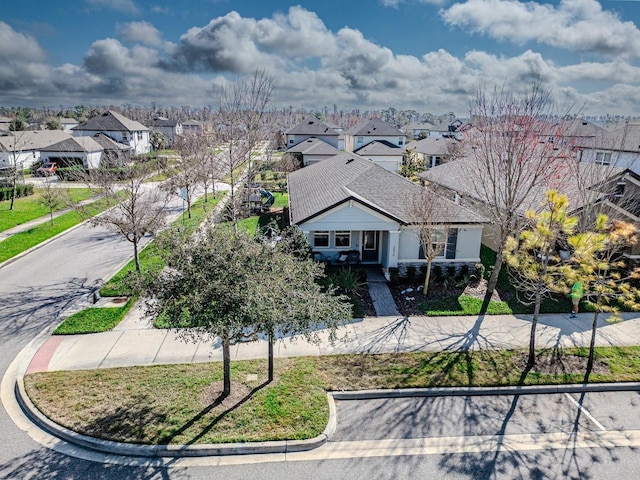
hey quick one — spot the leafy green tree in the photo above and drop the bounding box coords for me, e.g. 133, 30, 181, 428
45, 118, 62, 130
505, 190, 578, 367
150, 131, 167, 151
143, 225, 351, 395
567, 215, 640, 373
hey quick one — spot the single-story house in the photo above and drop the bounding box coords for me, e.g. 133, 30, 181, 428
0, 130, 72, 170
421, 155, 640, 254
39, 134, 131, 169
288, 152, 487, 277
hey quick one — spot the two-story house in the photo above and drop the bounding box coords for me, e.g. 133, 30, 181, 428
72, 111, 151, 155
344, 118, 406, 173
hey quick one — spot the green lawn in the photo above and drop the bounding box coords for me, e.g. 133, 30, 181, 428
24, 346, 640, 445
417, 245, 575, 315
53, 298, 135, 335
0, 188, 95, 232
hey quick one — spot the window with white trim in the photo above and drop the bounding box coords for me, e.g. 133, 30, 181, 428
313, 231, 329, 248
335, 231, 351, 248
595, 151, 612, 165
418, 229, 446, 259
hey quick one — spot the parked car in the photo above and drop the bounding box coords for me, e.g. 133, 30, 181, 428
35, 162, 57, 177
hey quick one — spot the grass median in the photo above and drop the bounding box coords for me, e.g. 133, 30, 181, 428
0, 188, 95, 232
24, 346, 640, 445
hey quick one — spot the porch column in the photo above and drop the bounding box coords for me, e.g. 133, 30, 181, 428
388, 230, 400, 268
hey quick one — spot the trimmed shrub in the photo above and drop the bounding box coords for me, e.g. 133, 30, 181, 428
0, 183, 34, 201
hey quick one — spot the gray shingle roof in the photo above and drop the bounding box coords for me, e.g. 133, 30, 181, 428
345, 118, 404, 137
406, 137, 459, 155
0, 130, 72, 151
285, 115, 339, 136
286, 137, 341, 155
43, 136, 103, 153
288, 152, 487, 225
73, 111, 149, 133
92, 133, 131, 151
421, 156, 623, 215
354, 140, 404, 156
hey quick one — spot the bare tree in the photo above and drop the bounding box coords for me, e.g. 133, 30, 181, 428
167, 136, 202, 220
463, 83, 573, 311
83, 162, 171, 272
409, 186, 456, 295
38, 173, 68, 225
213, 70, 275, 228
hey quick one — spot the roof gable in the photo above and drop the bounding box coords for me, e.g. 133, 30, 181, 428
285, 115, 339, 136
288, 152, 485, 225
74, 111, 149, 133
346, 118, 405, 137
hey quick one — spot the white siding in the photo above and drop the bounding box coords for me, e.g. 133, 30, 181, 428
0, 151, 39, 169
302, 202, 400, 232
456, 226, 483, 259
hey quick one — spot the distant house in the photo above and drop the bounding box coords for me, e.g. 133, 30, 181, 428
285, 115, 342, 150
421, 155, 640, 253
0, 130, 72, 170
405, 136, 462, 169
429, 119, 467, 140
575, 122, 640, 176
286, 137, 341, 167
401, 122, 435, 140
0, 116, 12, 132
145, 116, 183, 146
39, 134, 131, 169
182, 120, 205, 134
60, 117, 79, 133
72, 111, 150, 155
288, 152, 486, 276
344, 117, 406, 152
343, 118, 407, 173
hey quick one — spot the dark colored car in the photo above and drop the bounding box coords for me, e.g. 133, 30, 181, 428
35, 162, 57, 177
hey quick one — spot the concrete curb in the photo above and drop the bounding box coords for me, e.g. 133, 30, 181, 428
330, 382, 640, 400
15, 377, 334, 457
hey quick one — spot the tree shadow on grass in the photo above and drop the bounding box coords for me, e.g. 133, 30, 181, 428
159, 379, 270, 446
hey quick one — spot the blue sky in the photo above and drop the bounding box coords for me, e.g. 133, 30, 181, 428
3, 0, 640, 115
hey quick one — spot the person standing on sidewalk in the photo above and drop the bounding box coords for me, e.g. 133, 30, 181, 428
570, 281, 584, 318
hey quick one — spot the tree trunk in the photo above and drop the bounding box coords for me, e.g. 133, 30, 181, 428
133, 239, 141, 272
422, 258, 434, 295
268, 332, 274, 383
9, 166, 17, 211
481, 245, 505, 315
528, 291, 542, 368
222, 335, 231, 397
49, 208, 54, 226
587, 310, 600, 375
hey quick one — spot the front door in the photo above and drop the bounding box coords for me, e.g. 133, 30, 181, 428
361, 231, 379, 263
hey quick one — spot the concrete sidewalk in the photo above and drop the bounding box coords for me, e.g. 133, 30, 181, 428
26, 299, 640, 374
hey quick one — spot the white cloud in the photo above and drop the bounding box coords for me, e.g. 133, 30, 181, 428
441, 0, 640, 58
0, 22, 46, 62
116, 21, 163, 47
4, 7, 640, 115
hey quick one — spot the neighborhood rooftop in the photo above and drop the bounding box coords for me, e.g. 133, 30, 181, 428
288, 152, 486, 225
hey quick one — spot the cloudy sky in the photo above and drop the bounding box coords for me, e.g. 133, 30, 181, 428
3, 0, 640, 115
